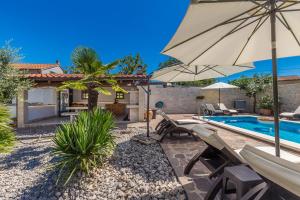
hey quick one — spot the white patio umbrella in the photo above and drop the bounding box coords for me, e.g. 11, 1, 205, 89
151, 62, 254, 83
202, 82, 238, 105
162, 0, 300, 157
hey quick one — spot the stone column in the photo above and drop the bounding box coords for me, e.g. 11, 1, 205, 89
17, 90, 28, 128
137, 86, 145, 122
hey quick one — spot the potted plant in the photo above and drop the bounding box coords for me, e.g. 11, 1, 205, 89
196, 95, 205, 100
258, 95, 273, 116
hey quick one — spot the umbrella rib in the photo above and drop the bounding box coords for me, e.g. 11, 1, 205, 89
152, 63, 187, 79
208, 66, 228, 77
277, 0, 300, 10
249, 0, 270, 11
196, 0, 267, 4
196, 65, 227, 77
162, 4, 263, 53
196, 65, 212, 75
277, 0, 300, 2
277, 11, 300, 47
177, 64, 196, 74
166, 67, 189, 82
187, 10, 269, 65
279, 8, 300, 11
197, 65, 217, 75
233, 14, 270, 65
174, 69, 195, 74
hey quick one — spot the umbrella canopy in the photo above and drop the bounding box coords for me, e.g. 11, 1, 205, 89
151, 62, 254, 82
162, 0, 300, 66
202, 82, 239, 104
162, 0, 300, 157
202, 82, 239, 90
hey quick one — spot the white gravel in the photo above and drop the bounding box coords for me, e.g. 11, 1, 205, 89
0, 126, 186, 200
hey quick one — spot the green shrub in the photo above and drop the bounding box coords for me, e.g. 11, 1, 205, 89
258, 95, 273, 110
0, 104, 15, 153
53, 108, 116, 184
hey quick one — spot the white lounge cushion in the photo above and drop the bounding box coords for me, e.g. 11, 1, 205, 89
218, 103, 238, 113
228, 109, 238, 114
176, 119, 202, 124
192, 125, 243, 162
240, 145, 300, 197
294, 106, 300, 115
235, 146, 300, 164
280, 112, 295, 118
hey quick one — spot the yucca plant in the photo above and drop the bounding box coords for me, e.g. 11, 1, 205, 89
52, 108, 116, 185
0, 104, 15, 153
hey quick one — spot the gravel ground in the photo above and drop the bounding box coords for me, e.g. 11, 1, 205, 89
0, 126, 185, 200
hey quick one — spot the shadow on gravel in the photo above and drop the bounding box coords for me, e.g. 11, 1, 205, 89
19, 169, 75, 200
0, 146, 53, 170
16, 125, 58, 137
17, 131, 185, 200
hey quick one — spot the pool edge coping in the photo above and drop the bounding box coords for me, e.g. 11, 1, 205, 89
192, 115, 300, 153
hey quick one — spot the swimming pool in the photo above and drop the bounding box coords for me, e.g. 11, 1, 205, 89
204, 116, 300, 145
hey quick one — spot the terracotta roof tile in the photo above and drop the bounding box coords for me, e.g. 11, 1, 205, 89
25, 73, 147, 81
11, 63, 59, 70
278, 76, 300, 81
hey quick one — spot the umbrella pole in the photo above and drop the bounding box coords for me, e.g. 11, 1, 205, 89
271, 0, 280, 157
219, 88, 221, 105
146, 76, 150, 137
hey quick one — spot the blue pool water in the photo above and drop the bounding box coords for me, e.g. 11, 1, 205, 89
205, 116, 300, 144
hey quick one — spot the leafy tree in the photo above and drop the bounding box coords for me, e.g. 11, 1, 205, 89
0, 41, 32, 104
60, 47, 127, 110
230, 74, 272, 113
0, 104, 15, 152
158, 57, 181, 69
118, 53, 147, 74
176, 79, 215, 87
158, 57, 215, 87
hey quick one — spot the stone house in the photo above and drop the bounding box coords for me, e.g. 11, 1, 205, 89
9, 63, 147, 128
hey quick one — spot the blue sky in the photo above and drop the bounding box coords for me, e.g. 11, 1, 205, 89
1, 0, 300, 79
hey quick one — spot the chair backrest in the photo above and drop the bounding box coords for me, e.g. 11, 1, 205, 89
159, 111, 177, 126
294, 106, 300, 114
218, 103, 227, 111
240, 145, 300, 197
192, 125, 242, 163
205, 104, 216, 112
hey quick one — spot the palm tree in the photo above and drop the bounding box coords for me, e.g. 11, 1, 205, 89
60, 47, 127, 110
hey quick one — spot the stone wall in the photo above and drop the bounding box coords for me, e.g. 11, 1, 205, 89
259, 82, 300, 113
149, 86, 201, 114
278, 82, 300, 112
200, 88, 252, 112
149, 86, 251, 114
149, 81, 300, 114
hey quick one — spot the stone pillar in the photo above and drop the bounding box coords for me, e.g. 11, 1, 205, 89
137, 86, 145, 122
17, 90, 28, 128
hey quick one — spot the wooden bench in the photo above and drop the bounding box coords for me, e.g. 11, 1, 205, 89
61, 112, 78, 121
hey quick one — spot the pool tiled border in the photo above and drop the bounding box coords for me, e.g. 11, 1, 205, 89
193, 116, 300, 153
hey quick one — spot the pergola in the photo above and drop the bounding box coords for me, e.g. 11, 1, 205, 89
16, 73, 148, 128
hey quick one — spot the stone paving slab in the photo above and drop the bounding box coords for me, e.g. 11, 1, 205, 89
151, 114, 272, 200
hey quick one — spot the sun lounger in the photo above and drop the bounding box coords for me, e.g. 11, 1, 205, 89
280, 105, 300, 119
217, 103, 238, 115
155, 110, 201, 133
155, 111, 203, 142
239, 145, 300, 200
205, 103, 224, 116
184, 126, 242, 177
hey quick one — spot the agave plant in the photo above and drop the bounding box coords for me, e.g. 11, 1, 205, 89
0, 104, 15, 153
52, 108, 116, 185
